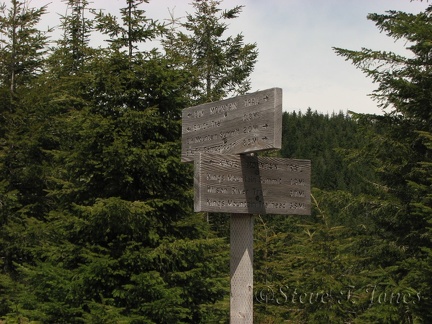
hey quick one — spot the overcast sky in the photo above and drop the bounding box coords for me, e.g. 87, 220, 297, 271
39, 0, 429, 115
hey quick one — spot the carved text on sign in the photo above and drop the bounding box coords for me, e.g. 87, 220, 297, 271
181, 88, 282, 162
194, 153, 311, 215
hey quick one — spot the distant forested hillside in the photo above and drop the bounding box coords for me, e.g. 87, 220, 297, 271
281, 109, 376, 194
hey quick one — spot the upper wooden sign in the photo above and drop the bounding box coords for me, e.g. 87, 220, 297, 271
181, 88, 282, 163
194, 153, 311, 215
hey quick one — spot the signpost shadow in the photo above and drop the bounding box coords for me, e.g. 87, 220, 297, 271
241, 154, 265, 214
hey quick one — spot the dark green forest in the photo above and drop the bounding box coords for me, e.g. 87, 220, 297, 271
0, 0, 431, 323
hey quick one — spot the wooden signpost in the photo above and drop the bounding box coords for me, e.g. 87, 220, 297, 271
181, 88, 311, 323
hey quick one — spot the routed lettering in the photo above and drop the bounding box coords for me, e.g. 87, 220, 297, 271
194, 153, 311, 215
181, 88, 282, 163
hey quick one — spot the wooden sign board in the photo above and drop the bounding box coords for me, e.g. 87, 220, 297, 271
194, 153, 311, 215
181, 88, 282, 163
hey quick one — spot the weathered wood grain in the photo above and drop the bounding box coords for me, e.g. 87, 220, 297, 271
181, 88, 282, 163
194, 153, 311, 215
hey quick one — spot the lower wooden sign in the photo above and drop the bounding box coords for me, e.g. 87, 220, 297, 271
194, 153, 311, 215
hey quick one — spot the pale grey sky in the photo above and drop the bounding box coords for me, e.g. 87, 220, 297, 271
39, 0, 429, 115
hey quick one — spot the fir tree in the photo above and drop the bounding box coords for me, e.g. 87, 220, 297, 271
163, 0, 258, 103
334, 4, 432, 322
0, 1, 231, 322
0, 0, 49, 109
92, 0, 164, 57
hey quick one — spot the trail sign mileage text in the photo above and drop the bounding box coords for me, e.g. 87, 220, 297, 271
194, 153, 311, 215
181, 88, 282, 163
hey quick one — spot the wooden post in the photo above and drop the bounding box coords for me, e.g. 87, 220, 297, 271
230, 213, 254, 323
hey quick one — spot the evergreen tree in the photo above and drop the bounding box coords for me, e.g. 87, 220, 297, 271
334, 4, 432, 322
0, 0, 49, 109
55, 0, 94, 73
0, 1, 54, 319
93, 0, 163, 57
253, 187, 392, 323
0, 1, 231, 322
0, 0, 47, 95
163, 0, 258, 104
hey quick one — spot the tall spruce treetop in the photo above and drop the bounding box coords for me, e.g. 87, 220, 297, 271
163, 0, 258, 104
54, 0, 94, 73
93, 0, 164, 57
0, 0, 49, 106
